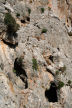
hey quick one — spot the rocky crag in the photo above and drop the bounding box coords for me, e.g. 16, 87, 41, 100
0, 0, 72, 108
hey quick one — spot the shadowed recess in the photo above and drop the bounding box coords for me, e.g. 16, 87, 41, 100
45, 82, 58, 102
14, 58, 28, 89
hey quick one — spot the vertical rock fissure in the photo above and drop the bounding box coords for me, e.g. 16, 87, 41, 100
14, 58, 28, 89
45, 82, 58, 102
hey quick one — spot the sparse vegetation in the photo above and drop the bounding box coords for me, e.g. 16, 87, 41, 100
13, 69, 16, 73
41, 8, 45, 13
41, 28, 47, 33
48, 7, 51, 11
67, 80, 72, 86
4, 12, 19, 34
59, 65, 66, 72
57, 81, 64, 89
16, 13, 20, 17
28, 8, 31, 14
32, 58, 38, 71
56, 70, 59, 75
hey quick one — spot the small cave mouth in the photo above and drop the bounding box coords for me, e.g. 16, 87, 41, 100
49, 55, 54, 63
26, 17, 30, 22
14, 58, 28, 89
3, 39, 18, 48
45, 82, 58, 102
46, 68, 55, 76
21, 19, 26, 24
57, 47, 60, 51
21, 17, 30, 24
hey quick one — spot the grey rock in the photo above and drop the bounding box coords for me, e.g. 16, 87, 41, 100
0, 73, 19, 108
0, 0, 72, 108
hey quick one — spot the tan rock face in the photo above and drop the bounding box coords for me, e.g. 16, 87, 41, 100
51, 0, 72, 34
0, 73, 19, 108
0, 0, 72, 108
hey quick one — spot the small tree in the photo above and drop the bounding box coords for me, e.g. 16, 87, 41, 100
4, 13, 19, 34
41, 28, 47, 33
59, 65, 66, 72
28, 8, 31, 14
32, 58, 38, 71
57, 81, 64, 89
67, 80, 72, 86
41, 8, 45, 13
56, 70, 59, 75
16, 13, 20, 18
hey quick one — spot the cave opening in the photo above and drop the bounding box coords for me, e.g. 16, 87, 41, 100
21, 17, 30, 24
26, 17, 30, 22
14, 58, 28, 89
21, 19, 26, 23
3, 39, 18, 48
45, 82, 58, 102
49, 55, 54, 62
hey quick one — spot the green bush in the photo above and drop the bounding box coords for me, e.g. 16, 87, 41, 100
41, 28, 47, 33
16, 13, 20, 17
67, 80, 72, 85
13, 69, 16, 73
48, 7, 51, 11
32, 58, 38, 71
4, 13, 19, 34
57, 81, 64, 89
56, 71, 59, 75
41, 8, 45, 13
28, 8, 31, 14
59, 65, 66, 72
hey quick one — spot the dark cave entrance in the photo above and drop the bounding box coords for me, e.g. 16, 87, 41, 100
21, 19, 26, 24
14, 58, 28, 89
21, 17, 30, 24
49, 55, 54, 62
26, 17, 30, 22
45, 82, 58, 102
3, 39, 18, 48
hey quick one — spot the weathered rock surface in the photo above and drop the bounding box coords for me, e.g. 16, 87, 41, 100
0, 0, 72, 108
0, 73, 19, 108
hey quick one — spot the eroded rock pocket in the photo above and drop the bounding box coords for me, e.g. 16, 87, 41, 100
13, 57, 28, 89
45, 81, 58, 102
20, 17, 30, 24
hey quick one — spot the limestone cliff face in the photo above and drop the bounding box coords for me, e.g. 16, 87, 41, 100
51, 0, 72, 33
0, 0, 72, 108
